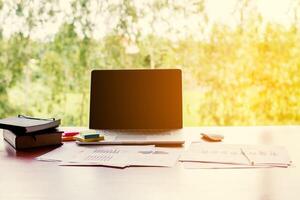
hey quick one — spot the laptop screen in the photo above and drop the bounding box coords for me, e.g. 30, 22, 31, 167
89, 69, 182, 129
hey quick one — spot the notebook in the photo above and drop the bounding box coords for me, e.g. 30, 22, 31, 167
0, 115, 61, 134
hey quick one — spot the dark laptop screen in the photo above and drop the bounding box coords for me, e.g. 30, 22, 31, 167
89, 69, 182, 129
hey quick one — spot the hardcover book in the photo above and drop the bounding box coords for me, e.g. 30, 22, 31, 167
3, 129, 63, 150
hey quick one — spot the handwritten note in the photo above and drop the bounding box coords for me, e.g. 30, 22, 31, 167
180, 143, 291, 168
242, 145, 291, 166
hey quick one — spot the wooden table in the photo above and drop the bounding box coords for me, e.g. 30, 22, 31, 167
1, 126, 300, 200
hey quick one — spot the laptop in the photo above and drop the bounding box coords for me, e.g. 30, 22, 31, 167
77, 69, 184, 145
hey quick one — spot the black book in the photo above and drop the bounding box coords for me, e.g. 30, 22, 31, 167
3, 129, 63, 150
0, 115, 60, 135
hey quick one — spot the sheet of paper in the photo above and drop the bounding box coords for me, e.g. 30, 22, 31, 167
242, 145, 291, 166
128, 148, 181, 167
179, 143, 250, 165
36, 146, 83, 162
38, 144, 179, 168
182, 162, 275, 169
37, 145, 155, 162
60, 148, 129, 168
180, 142, 291, 168
61, 147, 179, 168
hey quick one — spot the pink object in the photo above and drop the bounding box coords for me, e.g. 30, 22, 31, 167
63, 131, 79, 137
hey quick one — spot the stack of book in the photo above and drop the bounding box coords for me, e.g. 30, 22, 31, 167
0, 115, 62, 150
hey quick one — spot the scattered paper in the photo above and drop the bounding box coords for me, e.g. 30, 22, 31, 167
180, 142, 291, 169
180, 143, 250, 165
36, 146, 82, 162
37, 145, 155, 162
37, 142, 291, 169
37, 145, 179, 168
183, 162, 274, 169
129, 147, 181, 167
60, 148, 130, 168
241, 145, 291, 166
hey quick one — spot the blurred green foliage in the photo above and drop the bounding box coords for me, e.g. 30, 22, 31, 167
0, 0, 299, 126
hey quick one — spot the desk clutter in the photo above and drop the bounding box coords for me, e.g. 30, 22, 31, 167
0, 117, 293, 169
62, 130, 104, 142
0, 115, 62, 150
37, 145, 180, 168
36, 139, 292, 169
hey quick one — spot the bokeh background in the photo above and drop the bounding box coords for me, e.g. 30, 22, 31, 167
0, 0, 299, 126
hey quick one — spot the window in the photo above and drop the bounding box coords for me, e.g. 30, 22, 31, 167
0, 0, 299, 126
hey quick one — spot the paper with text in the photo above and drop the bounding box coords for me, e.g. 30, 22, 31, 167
37, 145, 179, 168
37, 145, 155, 162
182, 162, 275, 169
61, 147, 179, 168
180, 143, 250, 165
129, 147, 181, 167
180, 142, 291, 167
242, 145, 291, 166
61, 148, 129, 168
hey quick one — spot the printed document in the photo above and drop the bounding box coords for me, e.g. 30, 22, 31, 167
37, 145, 179, 168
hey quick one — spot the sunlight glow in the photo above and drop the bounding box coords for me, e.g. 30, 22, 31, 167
0, 0, 297, 41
